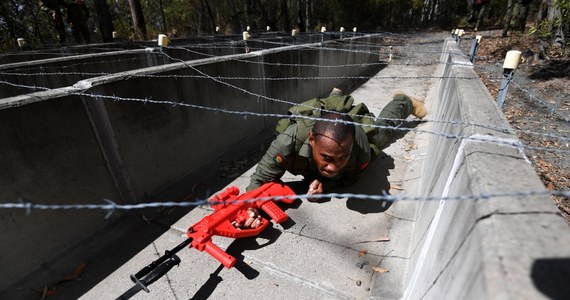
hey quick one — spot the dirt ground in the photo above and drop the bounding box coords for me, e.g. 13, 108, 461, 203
466, 29, 570, 224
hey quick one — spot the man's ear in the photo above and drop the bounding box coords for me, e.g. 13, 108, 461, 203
308, 131, 315, 146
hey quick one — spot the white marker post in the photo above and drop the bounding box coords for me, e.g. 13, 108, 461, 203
497, 50, 522, 108
243, 31, 251, 53
158, 34, 170, 47
292, 28, 299, 45
17, 38, 27, 50
457, 29, 465, 47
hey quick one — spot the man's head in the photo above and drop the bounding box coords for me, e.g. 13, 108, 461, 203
309, 112, 355, 178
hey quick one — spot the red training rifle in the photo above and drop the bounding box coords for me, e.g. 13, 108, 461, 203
123, 182, 296, 296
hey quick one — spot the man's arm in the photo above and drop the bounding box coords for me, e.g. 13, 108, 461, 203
247, 126, 297, 191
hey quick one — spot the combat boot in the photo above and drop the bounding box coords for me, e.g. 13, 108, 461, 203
393, 91, 426, 119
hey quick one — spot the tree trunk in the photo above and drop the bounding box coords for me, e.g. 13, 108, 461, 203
297, 0, 304, 31
502, 0, 514, 37
536, 0, 565, 45
421, 0, 441, 24
93, 0, 115, 42
128, 0, 147, 40
280, 0, 291, 31
305, 0, 311, 32
202, 0, 217, 35
159, 0, 167, 33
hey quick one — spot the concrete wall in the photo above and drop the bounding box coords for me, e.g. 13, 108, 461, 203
404, 39, 570, 299
0, 50, 176, 98
0, 34, 343, 99
0, 36, 384, 290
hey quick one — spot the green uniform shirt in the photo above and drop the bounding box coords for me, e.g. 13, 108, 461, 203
247, 123, 371, 192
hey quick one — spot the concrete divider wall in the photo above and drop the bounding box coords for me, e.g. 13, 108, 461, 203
0, 36, 383, 289
0, 34, 345, 99
0, 43, 142, 65
1, 38, 247, 65
404, 39, 570, 299
0, 50, 180, 98
0, 93, 123, 289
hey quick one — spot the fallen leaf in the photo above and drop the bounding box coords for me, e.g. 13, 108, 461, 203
390, 185, 404, 191
358, 250, 368, 257
355, 237, 390, 244
546, 183, 555, 191
40, 286, 56, 299
62, 263, 87, 281
371, 266, 389, 273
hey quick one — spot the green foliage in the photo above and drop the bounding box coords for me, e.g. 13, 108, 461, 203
4, 0, 567, 50
0, 0, 53, 50
530, 0, 570, 39
529, 19, 556, 37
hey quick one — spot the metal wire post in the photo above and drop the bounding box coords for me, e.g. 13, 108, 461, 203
497, 68, 514, 108
469, 39, 479, 63
497, 50, 522, 109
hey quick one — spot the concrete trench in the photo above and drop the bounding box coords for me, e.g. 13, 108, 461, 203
0, 32, 569, 300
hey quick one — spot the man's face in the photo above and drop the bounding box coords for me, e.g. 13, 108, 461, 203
309, 131, 353, 178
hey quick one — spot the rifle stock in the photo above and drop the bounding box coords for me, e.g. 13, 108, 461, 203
125, 182, 296, 295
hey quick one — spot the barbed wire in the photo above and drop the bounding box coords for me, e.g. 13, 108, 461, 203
2, 76, 567, 144
0, 60, 568, 152
3, 35, 568, 153
1, 189, 568, 218
2, 39, 569, 147
2, 35, 459, 70
0, 71, 485, 81
0, 57, 150, 73
469, 49, 569, 122
0, 79, 50, 91
152, 49, 570, 150
2, 33, 568, 219
59, 90, 566, 154
1, 58, 486, 74
1, 34, 448, 71
511, 79, 570, 122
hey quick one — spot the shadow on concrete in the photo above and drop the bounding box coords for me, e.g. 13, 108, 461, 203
531, 258, 570, 300
0, 132, 274, 300
346, 196, 394, 214
345, 153, 395, 214
190, 227, 283, 299
340, 120, 423, 214
381, 119, 425, 150
285, 180, 332, 203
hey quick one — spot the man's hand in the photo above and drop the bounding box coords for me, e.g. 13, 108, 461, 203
232, 207, 263, 229
307, 179, 323, 202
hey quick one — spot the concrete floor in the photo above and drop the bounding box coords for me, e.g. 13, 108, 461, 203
77, 37, 440, 300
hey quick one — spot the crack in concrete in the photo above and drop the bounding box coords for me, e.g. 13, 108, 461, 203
244, 255, 353, 300
416, 209, 560, 299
